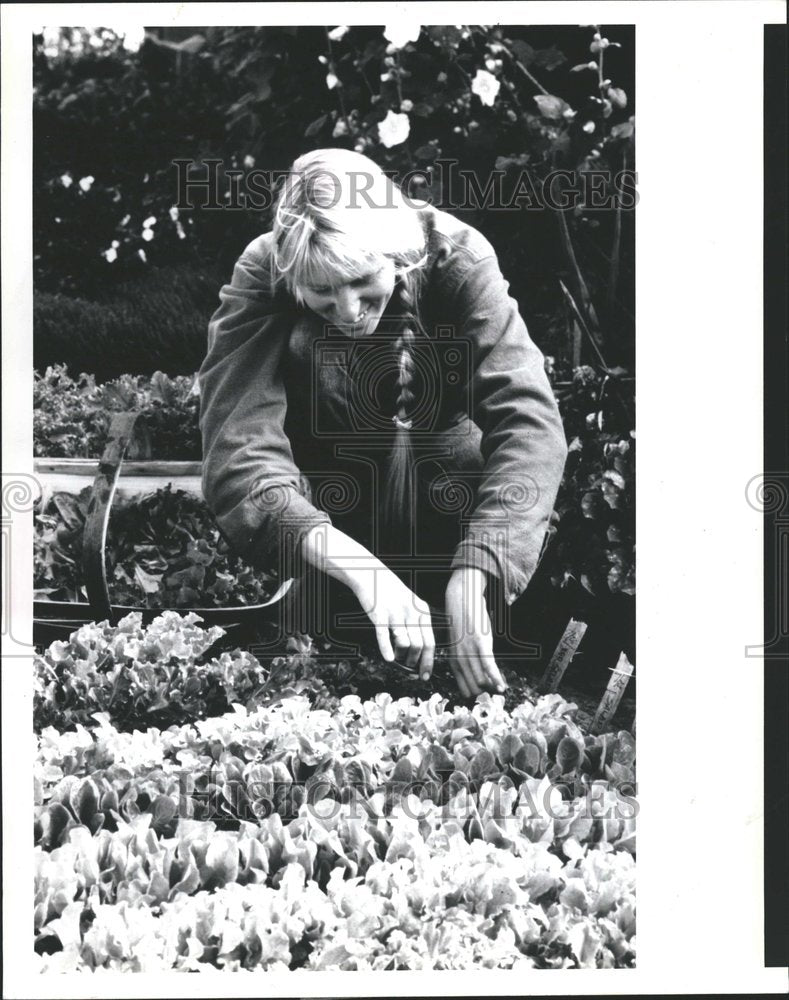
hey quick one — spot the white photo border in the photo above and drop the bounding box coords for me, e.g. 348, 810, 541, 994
3, 2, 787, 997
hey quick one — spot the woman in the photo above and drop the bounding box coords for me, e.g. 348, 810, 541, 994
198, 148, 568, 698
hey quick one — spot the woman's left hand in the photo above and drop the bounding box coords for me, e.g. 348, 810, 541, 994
444, 568, 508, 698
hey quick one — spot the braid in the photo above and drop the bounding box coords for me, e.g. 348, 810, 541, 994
381, 273, 423, 547
393, 281, 418, 428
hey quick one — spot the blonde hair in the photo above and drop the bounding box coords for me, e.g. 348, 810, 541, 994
271, 148, 429, 548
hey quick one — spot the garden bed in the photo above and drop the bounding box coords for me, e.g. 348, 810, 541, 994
33, 363, 635, 605
34, 611, 636, 972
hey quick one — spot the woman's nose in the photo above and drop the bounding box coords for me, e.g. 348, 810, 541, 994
333, 287, 363, 323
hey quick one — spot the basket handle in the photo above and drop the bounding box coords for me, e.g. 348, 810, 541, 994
82, 411, 140, 624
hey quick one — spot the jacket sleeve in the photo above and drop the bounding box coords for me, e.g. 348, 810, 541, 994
198, 237, 332, 577
447, 249, 569, 605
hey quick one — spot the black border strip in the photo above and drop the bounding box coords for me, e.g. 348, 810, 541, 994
763, 22, 789, 970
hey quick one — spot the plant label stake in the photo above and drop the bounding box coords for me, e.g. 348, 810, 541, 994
592, 652, 634, 734
539, 618, 587, 693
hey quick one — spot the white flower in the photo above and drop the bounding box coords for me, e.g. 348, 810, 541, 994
325, 72, 339, 90
400, 99, 413, 112
60, 174, 73, 188
103, 247, 118, 263
485, 57, 497, 72
383, 21, 421, 49
137, 248, 147, 262
377, 109, 410, 148
111, 240, 119, 248
582, 121, 596, 134
142, 228, 154, 242
437, 71, 447, 83
142, 215, 156, 228
122, 27, 146, 52
41, 28, 61, 58
380, 72, 391, 82
168, 205, 179, 222
243, 154, 255, 169
318, 54, 328, 65
471, 69, 500, 107
332, 118, 349, 138
78, 175, 94, 192
120, 214, 131, 226
328, 25, 350, 42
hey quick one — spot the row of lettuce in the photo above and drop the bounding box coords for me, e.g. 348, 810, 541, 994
34, 612, 635, 971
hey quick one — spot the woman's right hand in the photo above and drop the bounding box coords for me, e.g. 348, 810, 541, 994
351, 570, 435, 681
298, 524, 435, 679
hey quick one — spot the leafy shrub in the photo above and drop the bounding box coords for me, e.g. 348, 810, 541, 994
34, 30, 234, 296
34, 266, 219, 380
34, 486, 278, 608
545, 366, 634, 598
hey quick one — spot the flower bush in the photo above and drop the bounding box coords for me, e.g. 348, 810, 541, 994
33, 613, 636, 971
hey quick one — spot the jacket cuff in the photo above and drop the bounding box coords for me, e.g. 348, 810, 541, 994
215, 486, 332, 580
450, 533, 534, 607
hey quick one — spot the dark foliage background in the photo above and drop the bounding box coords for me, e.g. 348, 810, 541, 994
33, 24, 634, 376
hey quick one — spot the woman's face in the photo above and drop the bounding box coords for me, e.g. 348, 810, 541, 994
299, 258, 396, 337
